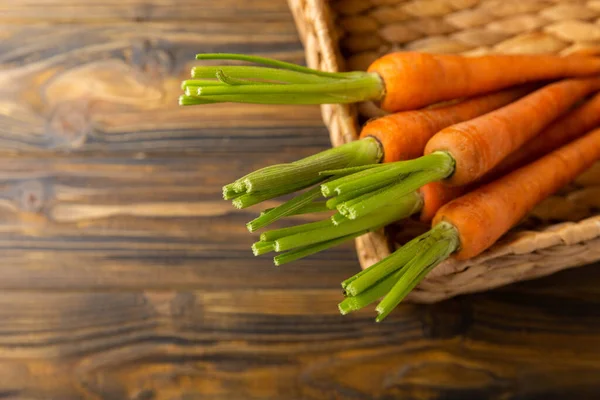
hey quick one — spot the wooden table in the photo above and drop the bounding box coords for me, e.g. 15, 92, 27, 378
2, 1, 600, 399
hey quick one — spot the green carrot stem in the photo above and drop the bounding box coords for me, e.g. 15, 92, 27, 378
216, 70, 272, 85
252, 241, 276, 256
320, 164, 382, 176
246, 184, 325, 232
274, 231, 366, 266
260, 218, 333, 242
333, 184, 388, 214
338, 168, 450, 220
339, 267, 408, 315
196, 76, 378, 97
223, 185, 244, 200
178, 95, 219, 105
327, 176, 406, 210
329, 152, 454, 196
326, 197, 341, 210
342, 228, 435, 296
320, 163, 400, 197
375, 222, 459, 322
190, 86, 380, 105
232, 177, 321, 209
191, 66, 335, 83
183, 91, 350, 105
185, 54, 384, 105
326, 184, 386, 209
233, 138, 382, 194
330, 213, 348, 226
260, 201, 329, 217
181, 79, 229, 88
187, 54, 383, 104
194, 53, 367, 79
274, 192, 423, 252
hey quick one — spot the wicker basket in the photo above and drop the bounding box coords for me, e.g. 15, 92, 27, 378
287, 0, 600, 303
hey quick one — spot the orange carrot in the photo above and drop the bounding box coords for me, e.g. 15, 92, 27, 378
435, 126, 600, 260
418, 183, 466, 222
484, 91, 600, 182
342, 126, 600, 321
425, 77, 600, 186
359, 86, 532, 163
185, 53, 600, 113
370, 52, 600, 112
419, 91, 600, 222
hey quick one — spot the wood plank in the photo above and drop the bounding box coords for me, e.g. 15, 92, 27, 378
0, 0, 292, 22
0, 266, 599, 399
0, 21, 319, 153
0, 153, 362, 291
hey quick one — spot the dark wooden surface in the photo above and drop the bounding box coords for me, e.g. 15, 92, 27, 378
1, 1, 600, 399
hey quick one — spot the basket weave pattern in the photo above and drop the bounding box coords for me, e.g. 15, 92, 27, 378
287, 0, 600, 303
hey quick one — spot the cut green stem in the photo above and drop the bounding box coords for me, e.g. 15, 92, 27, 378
223, 185, 244, 200
338, 168, 449, 220
339, 267, 407, 315
260, 218, 333, 242
184, 53, 384, 105
247, 184, 325, 232
232, 177, 321, 209
181, 79, 229, 88
260, 201, 329, 217
274, 231, 365, 266
374, 222, 460, 322
179, 95, 219, 105
320, 163, 399, 197
183, 92, 350, 105
195, 76, 380, 105
342, 228, 437, 297
216, 70, 272, 86
274, 192, 423, 252
326, 152, 454, 197
252, 241, 276, 256
320, 164, 382, 177
191, 66, 335, 83
330, 152, 455, 220
326, 174, 405, 208
195, 53, 371, 79
330, 213, 348, 226
226, 137, 382, 197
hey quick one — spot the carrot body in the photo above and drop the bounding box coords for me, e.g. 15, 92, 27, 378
359, 86, 532, 163
434, 127, 600, 260
419, 92, 600, 223
425, 77, 600, 186
485, 91, 600, 182
419, 183, 466, 222
368, 52, 600, 112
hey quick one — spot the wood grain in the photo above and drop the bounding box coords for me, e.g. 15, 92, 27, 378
0, 0, 293, 22
0, 0, 599, 399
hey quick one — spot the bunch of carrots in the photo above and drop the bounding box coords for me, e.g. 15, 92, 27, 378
181, 51, 600, 321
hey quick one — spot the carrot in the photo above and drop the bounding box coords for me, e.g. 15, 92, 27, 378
182, 53, 600, 113
419, 92, 600, 222
425, 77, 600, 186
226, 86, 531, 232
370, 52, 600, 112
418, 182, 466, 222
250, 89, 600, 265
436, 126, 600, 260
324, 77, 600, 223
360, 85, 533, 163
341, 126, 600, 321
483, 91, 600, 182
